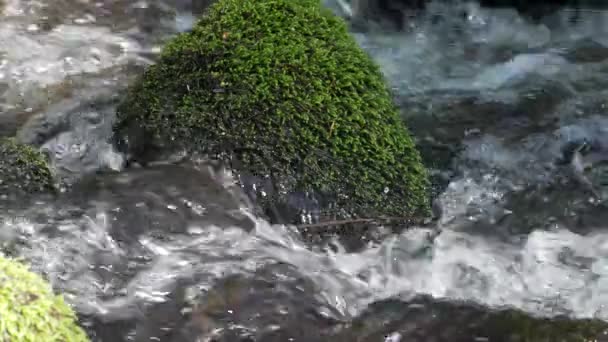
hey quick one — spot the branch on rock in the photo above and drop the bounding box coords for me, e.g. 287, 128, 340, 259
296, 216, 419, 230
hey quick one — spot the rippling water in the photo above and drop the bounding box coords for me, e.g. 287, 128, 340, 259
3, 0, 608, 341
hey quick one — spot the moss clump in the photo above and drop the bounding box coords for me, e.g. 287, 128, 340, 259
114, 0, 429, 220
0, 256, 89, 341
0, 138, 55, 196
481, 309, 608, 341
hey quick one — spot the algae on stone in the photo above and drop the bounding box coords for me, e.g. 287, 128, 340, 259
114, 0, 429, 220
339, 296, 608, 342
0, 255, 89, 342
0, 138, 55, 196
482, 309, 608, 341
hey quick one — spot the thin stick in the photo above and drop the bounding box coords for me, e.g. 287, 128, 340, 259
296, 216, 416, 230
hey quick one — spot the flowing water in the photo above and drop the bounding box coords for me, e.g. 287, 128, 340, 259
3, 0, 608, 341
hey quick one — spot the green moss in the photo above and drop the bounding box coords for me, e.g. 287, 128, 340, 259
0, 255, 89, 341
114, 0, 430, 219
483, 309, 608, 341
0, 138, 55, 196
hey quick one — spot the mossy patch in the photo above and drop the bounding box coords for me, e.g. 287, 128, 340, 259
0, 255, 89, 341
0, 138, 55, 196
341, 296, 608, 342
114, 0, 430, 220
480, 308, 608, 341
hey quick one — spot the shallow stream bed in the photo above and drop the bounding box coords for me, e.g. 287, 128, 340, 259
3, 0, 608, 341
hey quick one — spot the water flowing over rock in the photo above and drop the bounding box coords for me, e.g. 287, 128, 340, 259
334, 0, 608, 32
3, 0, 608, 341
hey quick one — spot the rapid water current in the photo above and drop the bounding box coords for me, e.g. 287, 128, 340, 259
2, 0, 608, 341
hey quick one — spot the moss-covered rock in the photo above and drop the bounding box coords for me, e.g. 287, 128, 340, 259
113, 0, 430, 220
0, 255, 89, 341
339, 295, 608, 342
0, 138, 55, 196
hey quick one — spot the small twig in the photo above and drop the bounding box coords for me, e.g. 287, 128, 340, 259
296, 216, 415, 230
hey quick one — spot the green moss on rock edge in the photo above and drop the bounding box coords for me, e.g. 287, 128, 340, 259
0, 138, 55, 195
484, 309, 608, 341
341, 296, 608, 342
113, 0, 430, 220
0, 256, 89, 342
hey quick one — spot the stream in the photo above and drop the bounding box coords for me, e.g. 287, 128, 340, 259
2, 0, 608, 341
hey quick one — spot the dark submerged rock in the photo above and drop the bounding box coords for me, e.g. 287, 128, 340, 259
347, 0, 427, 32
113, 0, 430, 224
336, 295, 608, 342
560, 38, 608, 64
133, 263, 342, 342
346, 0, 608, 33
83, 263, 342, 342
15, 161, 258, 341
92, 276, 608, 342
63, 161, 257, 241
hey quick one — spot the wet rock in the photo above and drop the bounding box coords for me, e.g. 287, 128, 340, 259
403, 77, 571, 197
88, 271, 608, 342
0, 79, 74, 139
498, 180, 608, 236
335, 295, 608, 342
132, 263, 342, 342
64, 161, 257, 241
442, 116, 608, 236
560, 38, 608, 64
4, 161, 260, 341
475, 0, 572, 22
33, 0, 175, 37
15, 67, 141, 183
0, 20, 146, 134
114, 0, 431, 224
345, 0, 427, 31
0, 137, 56, 199
342, 0, 608, 32
405, 78, 571, 146
297, 217, 424, 253
486, 123, 608, 236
